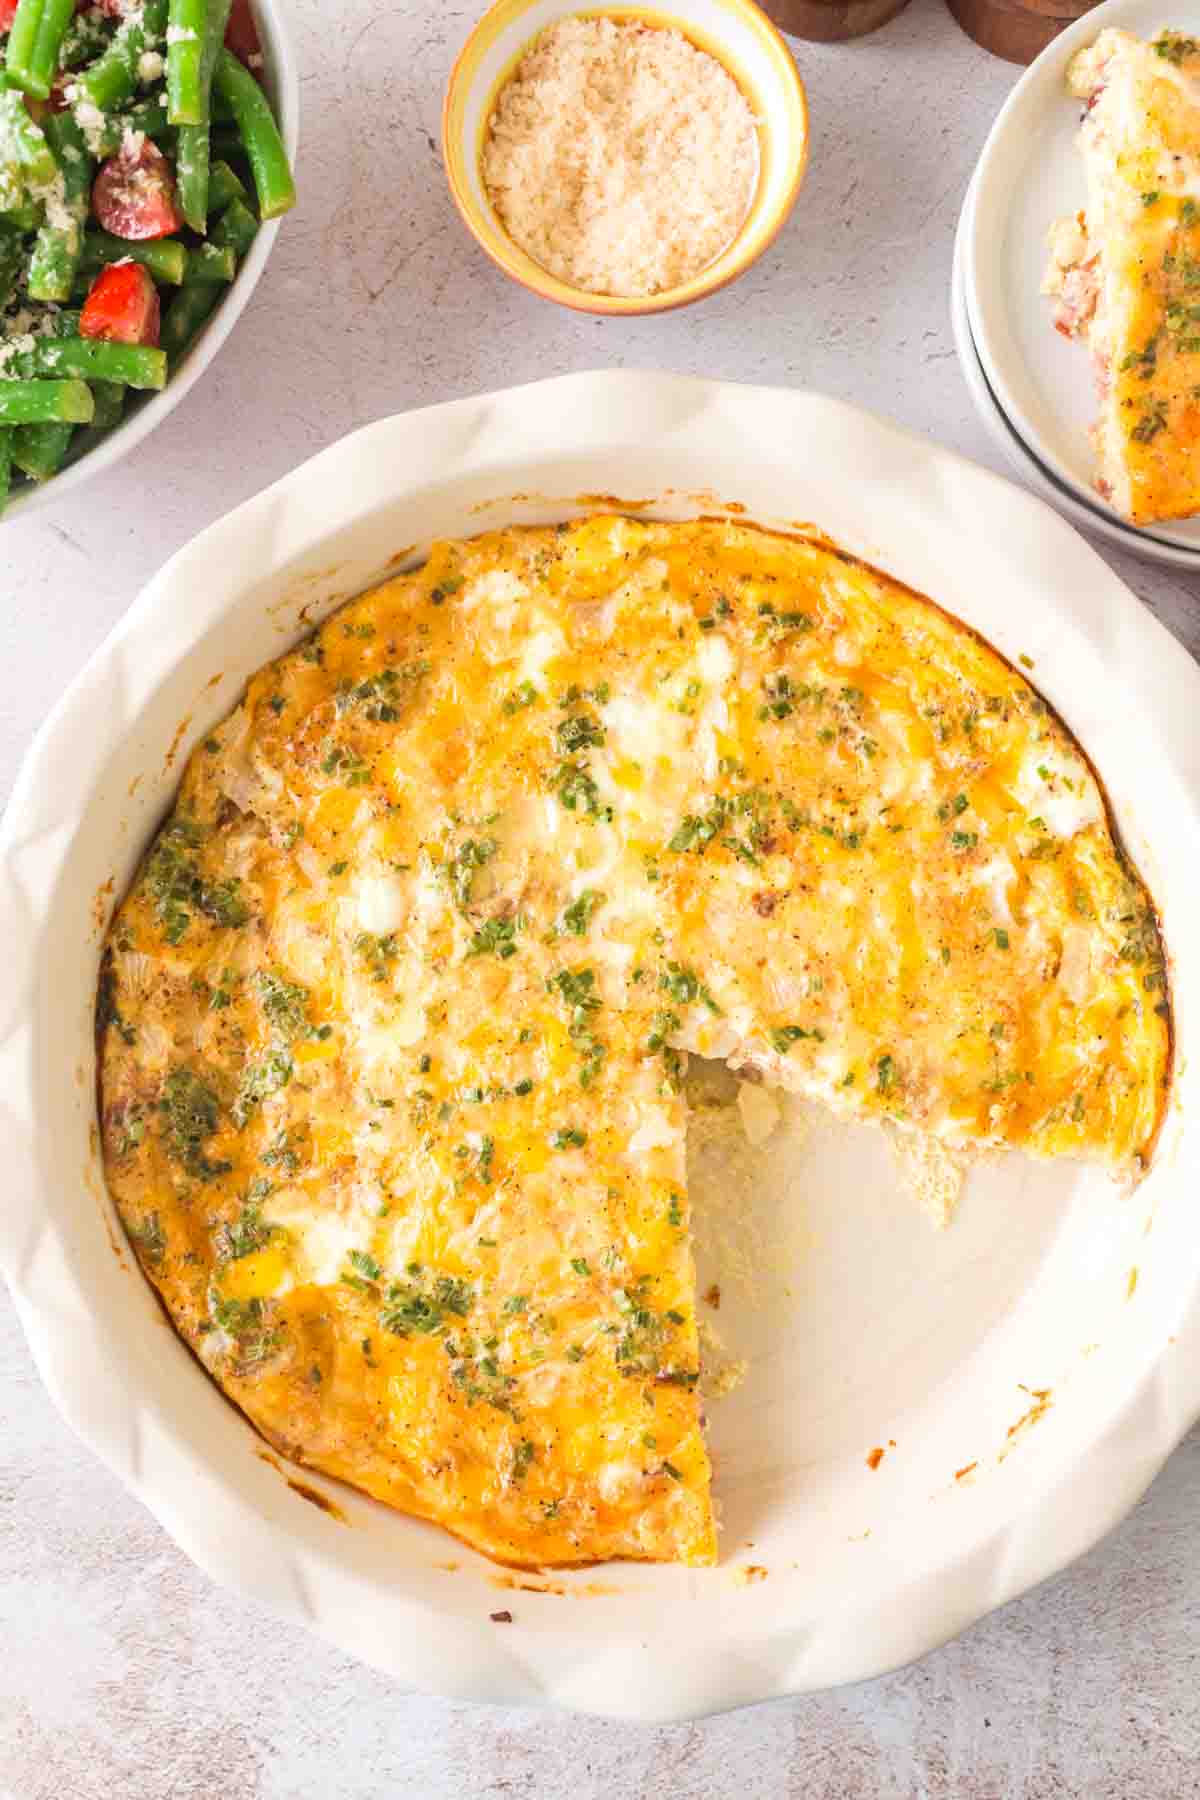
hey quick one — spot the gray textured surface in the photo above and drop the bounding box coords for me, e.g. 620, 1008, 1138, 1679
3, 0, 1200, 1793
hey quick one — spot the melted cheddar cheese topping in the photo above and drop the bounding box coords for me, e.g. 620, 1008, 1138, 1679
97, 518, 1171, 1567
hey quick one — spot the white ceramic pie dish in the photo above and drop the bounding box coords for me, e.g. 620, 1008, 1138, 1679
1, 371, 1198, 1721
965, 0, 1200, 553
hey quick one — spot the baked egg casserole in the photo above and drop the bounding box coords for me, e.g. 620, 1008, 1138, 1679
1046, 27, 1200, 523
97, 517, 1171, 1567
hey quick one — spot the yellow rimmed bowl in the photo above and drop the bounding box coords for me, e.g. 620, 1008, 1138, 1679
442, 0, 809, 316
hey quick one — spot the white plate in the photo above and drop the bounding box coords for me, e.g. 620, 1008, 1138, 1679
965, 0, 1200, 550
2, 373, 1199, 1721
953, 174, 1200, 567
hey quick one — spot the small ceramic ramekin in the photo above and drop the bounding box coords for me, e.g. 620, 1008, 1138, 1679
442, 0, 808, 316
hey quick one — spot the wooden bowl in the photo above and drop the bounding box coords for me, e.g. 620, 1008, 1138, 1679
757, 0, 911, 42
946, 0, 1099, 64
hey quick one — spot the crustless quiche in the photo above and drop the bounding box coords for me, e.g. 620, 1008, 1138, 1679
97, 518, 1171, 1567
1045, 27, 1200, 523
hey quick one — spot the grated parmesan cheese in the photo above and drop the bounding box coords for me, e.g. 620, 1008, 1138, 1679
0, 334, 35, 375
481, 17, 759, 299
67, 88, 110, 158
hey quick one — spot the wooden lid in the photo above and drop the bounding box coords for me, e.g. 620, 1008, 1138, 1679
757, 0, 912, 43
945, 0, 1097, 63
1015, 0, 1096, 21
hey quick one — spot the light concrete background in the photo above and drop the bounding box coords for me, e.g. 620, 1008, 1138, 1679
3, 1, 1199, 1794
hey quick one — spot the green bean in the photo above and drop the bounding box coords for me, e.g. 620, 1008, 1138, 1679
74, 27, 140, 112
0, 164, 25, 215
175, 0, 232, 229
199, 7, 232, 113
88, 380, 125, 430
0, 88, 56, 190
27, 113, 92, 302
186, 241, 234, 282
0, 221, 25, 312
0, 428, 12, 515
81, 229, 187, 286
161, 278, 219, 364
207, 158, 246, 217
64, 419, 115, 466
13, 319, 90, 475
76, 0, 166, 113
0, 200, 41, 230
92, 99, 171, 159
11, 417, 73, 480
0, 379, 93, 424
3, 0, 46, 98
207, 124, 242, 163
175, 121, 210, 232
213, 50, 294, 220
25, 384, 124, 474
210, 192, 256, 258
166, 0, 207, 125
31, 337, 167, 390
26, 0, 76, 101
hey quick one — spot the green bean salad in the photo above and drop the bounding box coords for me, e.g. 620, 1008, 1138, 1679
0, 0, 294, 510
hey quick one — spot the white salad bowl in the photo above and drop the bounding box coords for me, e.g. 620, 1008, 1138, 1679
3, 0, 299, 523
1, 371, 1198, 1721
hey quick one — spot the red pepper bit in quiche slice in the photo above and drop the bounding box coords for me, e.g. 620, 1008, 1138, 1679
97, 517, 1170, 1568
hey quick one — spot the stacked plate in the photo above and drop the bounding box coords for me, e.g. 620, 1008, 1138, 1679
954, 0, 1200, 571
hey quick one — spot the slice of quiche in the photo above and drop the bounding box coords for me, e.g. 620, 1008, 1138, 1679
97, 517, 1170, 1567
1045, 27, 1200, 523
